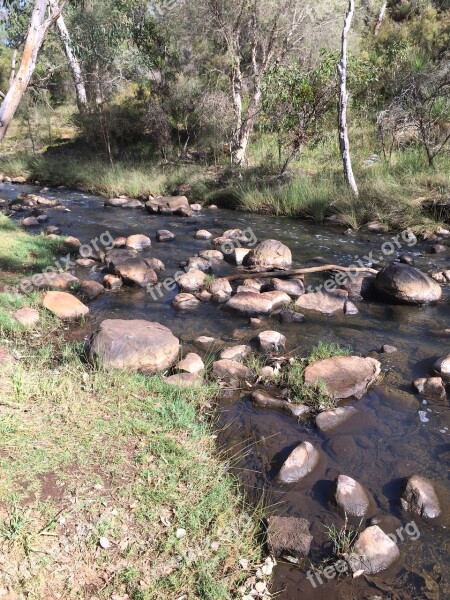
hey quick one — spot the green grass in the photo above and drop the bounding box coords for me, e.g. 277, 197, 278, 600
0, 214, 65, 281
307, 341, 351, 363
0, 223, 265, 599
1, 111, 449, 232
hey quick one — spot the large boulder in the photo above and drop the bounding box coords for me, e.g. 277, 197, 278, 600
266, 517, 312, 558
89, 319, 179, 372
278, 442, 320, 484
335, 475, 371, 517
350, 526, 400, 574
400, 475, 441, 519
243, 239, 292, 269
146, 195, 189, 214
304, 356, 381, 400
42, 291, 89, 321
113, 258, 158, 288
375, 263, 442, 305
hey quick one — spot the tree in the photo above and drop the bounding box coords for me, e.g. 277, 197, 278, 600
0, 0, 65, 142
51, 3, 87, 113
262, 56, 336, 174
388, 63, 450, 167
337, 0, 358, 197
374, 0, 387, 35
203, 0, 305, 166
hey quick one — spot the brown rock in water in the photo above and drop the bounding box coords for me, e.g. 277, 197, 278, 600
266, 516, 313, 558
433, 353, 450, 381
195, 229, 212, 240
156, 229, 175, 242
225, 291, 290, 317
338, 272, 376, 300
176, 353, 205, 374
42, 291, 89, 321
375, 263, 442, 305
278, 442, 320, 484
350, 526, 400, 574
212, 359, 252, 382
76, 258, 97, 268
89, 319, 179, 372
173, 293, 200, 310
243, 239, 292, 269
400, 475, 441, 518
176, 269, 206, 293
146, 195, 190, 213
315, 406, 358, 432
145, 257, 165, 271
113, 258, 158, 288
257, 330, 287, 352
220, 345, 252, 361
79, 280, 105, 301
270, 277, 304, 298
125, 234, 151, 251
295, 289, 349, 314
103, 274, 122, 290
113, 236, 127, 247
413, 377, 446, 401
335, 474, 370, 517
21, 216, 40, 227
207, 278, 232, 303
304, 356, 381, 400
105, 197, 129, 207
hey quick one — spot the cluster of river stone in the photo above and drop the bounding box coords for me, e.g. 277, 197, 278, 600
7, 190, 450, 578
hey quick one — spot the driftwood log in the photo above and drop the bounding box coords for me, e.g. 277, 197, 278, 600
223, 265, 378, 282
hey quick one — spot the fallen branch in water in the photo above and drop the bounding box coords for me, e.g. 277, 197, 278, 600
223, 265, 378, 282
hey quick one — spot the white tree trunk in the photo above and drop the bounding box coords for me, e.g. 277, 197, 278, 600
337, 0, 359, 197
54, 8, 88, 112
374, 1, 387, 36
0, 0, 64, 143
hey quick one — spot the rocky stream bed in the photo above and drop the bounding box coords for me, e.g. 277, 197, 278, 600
1, 181, 450, 600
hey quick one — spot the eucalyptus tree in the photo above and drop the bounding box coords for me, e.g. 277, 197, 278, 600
0, 0, 66, 142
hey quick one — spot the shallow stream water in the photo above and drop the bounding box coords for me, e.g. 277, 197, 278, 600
2, 182, 449, 599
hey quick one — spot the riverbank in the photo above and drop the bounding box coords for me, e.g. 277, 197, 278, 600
0, 216, 265, 599
0, 124, 449, 234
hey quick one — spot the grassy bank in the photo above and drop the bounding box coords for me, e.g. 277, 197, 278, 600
0, 219, 264, 599
1, 118, 449, 233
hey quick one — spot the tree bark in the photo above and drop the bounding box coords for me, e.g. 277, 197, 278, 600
54, 7, 88, 113
9, 49, 17, 89
0, 0, 64, 143
374, 1, 387, 36
337, 0, 359, 197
